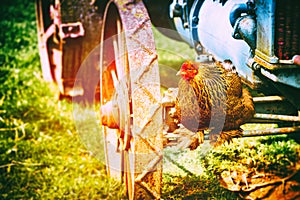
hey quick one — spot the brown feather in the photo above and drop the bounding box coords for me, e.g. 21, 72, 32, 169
176, 60, 255, 147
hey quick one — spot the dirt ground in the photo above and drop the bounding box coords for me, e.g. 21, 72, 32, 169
220, 165, 300, 200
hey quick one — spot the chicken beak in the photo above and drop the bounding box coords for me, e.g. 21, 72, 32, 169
176, 70, 184, 76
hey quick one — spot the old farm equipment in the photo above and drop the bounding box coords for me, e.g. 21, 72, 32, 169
35, 0, 104, 100
35, 0, 300, 199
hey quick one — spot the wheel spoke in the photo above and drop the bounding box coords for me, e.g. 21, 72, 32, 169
111, 70, 119, 88
116, 18, 126, 79
100, 1, 162, 199
123, 151, 134, 200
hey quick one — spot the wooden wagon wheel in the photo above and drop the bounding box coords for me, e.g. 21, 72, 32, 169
99, 0, 163, 199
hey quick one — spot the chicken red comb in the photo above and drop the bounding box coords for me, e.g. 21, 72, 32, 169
181, 61, 193, 69
178, 61, 198, 80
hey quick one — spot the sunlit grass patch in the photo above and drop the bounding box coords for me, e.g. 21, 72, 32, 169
0, 0, 126, 196
0, 67, 126, 199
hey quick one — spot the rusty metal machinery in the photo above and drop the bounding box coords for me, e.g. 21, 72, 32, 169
36, 1, 163, 199
99, 1, 163, 199
36, 0, 300, 199
35, 0, 103, 100
36, 0, 300, 108
144, 0, 300, 112
36, 0, 300, 111
143, 0, 300, 137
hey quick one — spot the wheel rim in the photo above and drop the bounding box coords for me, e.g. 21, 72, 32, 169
100, 1, 163, 199
100, 2, 134, 198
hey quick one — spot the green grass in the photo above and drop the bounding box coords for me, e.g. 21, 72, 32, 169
0, 0, 299, 199
161, 136, 299, 199
0, 66, 125, 199
153, 27, 196, 70
0, 55, 125, 198
0, 1, 125, 199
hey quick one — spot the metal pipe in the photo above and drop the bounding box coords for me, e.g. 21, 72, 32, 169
253, 113, 300, 122
233, 15, 256, 49
202, 126, 300, 139
229, 3, 249, 27
242, 126, 300, 137
253, 96, 284, 103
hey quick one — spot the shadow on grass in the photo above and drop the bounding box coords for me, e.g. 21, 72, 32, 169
162, 174, 242, 200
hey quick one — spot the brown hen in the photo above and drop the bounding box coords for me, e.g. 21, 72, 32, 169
174, 60, 255, 147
